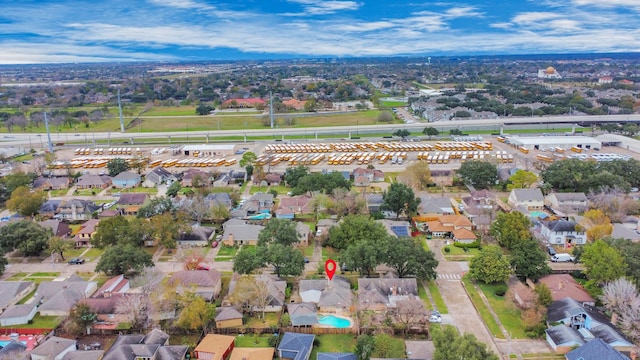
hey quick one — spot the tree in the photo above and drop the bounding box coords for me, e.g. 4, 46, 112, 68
422, 126, 439, 139
166, 181, 182, 197
355, 334, 375, 360
449, 128, 464, 136
258, 218, 299, 246
580, 209, 613, 241
211, 202, 231, 223
106, 158, 130, 177
65, 302, 97, 335
325, 215, 388, 250
397, 161, 432, 191
233, 246, 262, 274
392, 129, 411, 140
148, 211, 189, 250
263, 243, 305, 277
535, 283, 553, 307
377, 111, 393, 123
239, 151, 257, 169
457, 160, 498, 190
606, 238, 640, 287
6, 186, 46, 217
507, 170, 537, 190
196, 103, 215, 115
372, 334, 396, 358
92, 216, 147, 248
48, 236, 72, 261
582, 239, 627, 292
342, 237, 386, 277
468, 245, 512, 284
116, 293, 152, 331
138, 196, 176, 218
228, 276, 271, 319
490, 212, 531, 249
510, 239, 551, 281
0, 171, 33, 204
284, 165, 309, 188
331, 188, 367, 217
394, 297, 428, 335
95, 244, 154, 275
309, 193, 332, 221
0, 255, 7, 277
380, 182, 421, 219
176, 291, 216, 336
0, 221, 51, 256
601, 278, 640, 344
385, 237, 438, 280
432, 326, 499, 360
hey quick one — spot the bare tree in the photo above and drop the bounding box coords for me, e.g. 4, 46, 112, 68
332, 188, 367, 216
252, 277, 271, 319
115, 293, 152, 331
589, 187, 640, 223
602, 278, 640, 345
394, 297, 428, 336
397, 161, 432, 191
177, 193, 209, 224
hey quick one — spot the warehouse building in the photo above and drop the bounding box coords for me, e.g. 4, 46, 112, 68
507, 136, 601, 151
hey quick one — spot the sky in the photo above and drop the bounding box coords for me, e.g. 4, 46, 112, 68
1, 0, 640, 64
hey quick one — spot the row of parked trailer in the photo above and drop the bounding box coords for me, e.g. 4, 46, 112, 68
149, 158, 237, 168
50, 156, 150, 169
416, 150, 514, 164
74, 148, 142, 156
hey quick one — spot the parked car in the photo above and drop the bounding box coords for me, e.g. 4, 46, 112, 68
68, 258, 85, 265
429, 315, 442, 323
304, 257, 309, 263
211, 241, 219, 248
197, 264, 211, 271
551, 253, 575, 262
546, 245, 556, 256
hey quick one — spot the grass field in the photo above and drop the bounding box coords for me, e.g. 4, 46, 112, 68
476, 281, 526, 339
462, 276, 504, 339
310, 334, 356, 360
235, 334, 274, 348
244, 312, 279, 328
0, 314, 62, 329
427, 281, 448, 314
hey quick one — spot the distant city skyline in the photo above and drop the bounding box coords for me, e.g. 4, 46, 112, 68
1, 0, 640, 64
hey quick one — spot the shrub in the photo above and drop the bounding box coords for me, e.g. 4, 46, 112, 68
454, 240, 480, 249
494, 284, 508, 297
268, 334, 279, 347
444, 246, 451, 253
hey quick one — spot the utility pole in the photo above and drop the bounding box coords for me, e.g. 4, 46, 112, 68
269, 91, 275, 129
44, 112, 54, 153
117, 88, 125, 133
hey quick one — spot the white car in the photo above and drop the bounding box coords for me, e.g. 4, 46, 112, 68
429, 315, 442, 323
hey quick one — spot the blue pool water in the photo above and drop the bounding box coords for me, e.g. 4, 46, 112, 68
0, 340, 26, 347
529, 211, 548, 219
318, 315, 352, 328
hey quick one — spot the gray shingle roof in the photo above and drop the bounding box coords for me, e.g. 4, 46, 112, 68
318, 353, 357, 360
544, 220, 579, 232
215, 307, 243, 321
546, 324, 585, 347
278, 333, 315, 360
287, 302, 318, 326
0, 281, 33, 309
512, 188, 544, 202
565, 338, 630, 360
30, 336, 76, 357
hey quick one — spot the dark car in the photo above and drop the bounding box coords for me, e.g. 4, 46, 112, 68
546, 245, 556, 256
68, 258, 85, 265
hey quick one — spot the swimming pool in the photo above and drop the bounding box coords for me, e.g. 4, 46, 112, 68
529, 211, 548, 219
318, 315, 352, 328
0, 340, 26, 347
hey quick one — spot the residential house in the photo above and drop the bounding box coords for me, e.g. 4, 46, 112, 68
37, 277, 97, 316
299, 277, 352, 313
212, 173, 230, 187
76, 174, 111, 190
82, 295, 124, 326
0, 300, 39, 326
229, 347, 275, 360
243, 193, 274, 215
0, 339, 27, 358
460, 190, 496, 232
215, 307, 244, 328
611, 223, 640, 242
296, 222, 311, 246
256, 274, 287, 313
365, 194, 384, 214
354, 175, 370, 187
352, 167, 384, 182
315, 218, 337, 239
39, 219, 70, 238
62, 350, 104, 360
117, 193, 148, 215
357, 278, 419, 312
102, 329, 188, 360
278, 333, 315, 360
33, 176, 70, 190
74, 219, 99, 247
545, 297, 634, 353
276, 196, 313, 219
283, 98, 307, 111
143, 167, 177, 187
222, 98, 266, 108
287, 302, 318, 327
229, 170, 246, 184
545, 192, 588, 214
55, 199, 101, 221
205, 192, 233, 209
424, 215, 476, 243
92, 274, 130, 299
318, 354, 357, 360
254, 173, 283, 186
221, 219, 264, 246
178, 224, 215, 247
564, 338, 630, 360
419, 197, 455, 215
405, 341, 435, 360
538, 274, 595, 306
376, 219, 411, 238
30, 336, 76, 360
168, 269, 222, 301
111, 171, 141, 189
39, 200, 62, 218
0, 281, 35, 312
182, 169, 210, 187
194, 334, 235, 360
540, 220, 587, 247
508, 189, 544, 210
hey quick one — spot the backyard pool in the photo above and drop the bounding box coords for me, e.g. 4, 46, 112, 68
529, 211, 548, 219
318, 315, 352, 328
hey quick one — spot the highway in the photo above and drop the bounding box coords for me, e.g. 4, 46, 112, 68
0, 114, 638, 148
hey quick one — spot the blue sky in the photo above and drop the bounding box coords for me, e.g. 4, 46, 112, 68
1, 0, 639, 64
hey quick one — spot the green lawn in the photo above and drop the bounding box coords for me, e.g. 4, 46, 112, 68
49, 189, 69, 197
322, 247, 339, 262
216, 246, 238, 257
63, 248, 86, 259
462, 276, 504, 339
235, 335, 273, 348
8, 272, 28, 280
0, 314, 62, 329
442, 246, 480, 256
427, 281, 448, 314
118, 187, 158, 194
244, 312, 280, 328
82, 248, 105, 261
476, 281, 526, 339
16, 290, 37, 305
417, 282, 433, 311
24, 277, 56, 284
75, 189, 98, 196
170, 334, 202, 349
310, 334, 356, 360
250, 185, 290, 195
31, 272, 60, 277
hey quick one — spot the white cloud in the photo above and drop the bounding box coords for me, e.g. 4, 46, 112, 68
286, 0, 360, 15
512, 12, 561, 25
572, 0, 640, 10
147, 0, 213, 10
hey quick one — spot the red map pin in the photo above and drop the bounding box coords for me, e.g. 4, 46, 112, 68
325, 259, 337, 280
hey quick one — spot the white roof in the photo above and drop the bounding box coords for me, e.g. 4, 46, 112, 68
182, 144, 235, 151
508, 136, 601, 147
